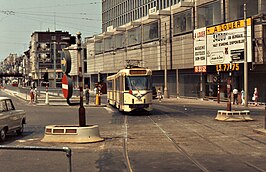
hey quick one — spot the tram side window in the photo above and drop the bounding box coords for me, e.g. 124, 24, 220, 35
107, 80, 113, 90
116, 78, 120, 90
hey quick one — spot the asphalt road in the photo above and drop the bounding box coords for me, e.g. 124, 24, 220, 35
1, 89, 266, 172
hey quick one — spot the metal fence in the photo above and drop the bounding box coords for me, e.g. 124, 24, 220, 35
0, 145, 72, 172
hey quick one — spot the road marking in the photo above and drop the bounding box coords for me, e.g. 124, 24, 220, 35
104, 107, 115, 113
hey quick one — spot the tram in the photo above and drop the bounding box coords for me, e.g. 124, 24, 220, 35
107, 64, 152, 112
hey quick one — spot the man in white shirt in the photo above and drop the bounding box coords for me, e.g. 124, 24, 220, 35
232, 88, 238, 104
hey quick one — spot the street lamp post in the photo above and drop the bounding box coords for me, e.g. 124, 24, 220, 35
244, 3, 248, 107
164, 23, 169, 98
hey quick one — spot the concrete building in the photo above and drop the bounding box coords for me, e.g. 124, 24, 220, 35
29, 30, 71, 87
85, 0, 266, 102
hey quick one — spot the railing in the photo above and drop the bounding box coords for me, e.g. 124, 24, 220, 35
0, 145, 72, 172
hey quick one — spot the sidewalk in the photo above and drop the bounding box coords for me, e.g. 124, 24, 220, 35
1, 88, 106, 107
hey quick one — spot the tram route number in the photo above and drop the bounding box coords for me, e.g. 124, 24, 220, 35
216, 63, 239, 72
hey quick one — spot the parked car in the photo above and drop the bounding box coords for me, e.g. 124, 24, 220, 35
0, 97, 26, 142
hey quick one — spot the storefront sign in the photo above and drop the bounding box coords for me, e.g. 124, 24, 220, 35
216, 63, 240, 72
194, 66, 206, 73
206, 18, 252, 65
194, 27, 206, 66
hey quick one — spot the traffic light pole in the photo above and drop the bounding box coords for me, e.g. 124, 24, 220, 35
217, 71, 220, 104
77, 32, 86, 127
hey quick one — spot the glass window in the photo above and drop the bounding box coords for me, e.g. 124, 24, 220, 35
51, 35, 56, 41
143, 21, 159, 42
104, 37, 113, 51
125, 76, 151, 90
116, 78, 120, 90
197, 1, 222, 28
84, 61, 87, 73
115, 33, 125, 48
173, 10, 192, 34
0, 101, 7, 112
6, 100, 14, 111
228, 0, 258, 21
107, 80, 113, 90
128, 27, 141, 46
95, 41, 103, 55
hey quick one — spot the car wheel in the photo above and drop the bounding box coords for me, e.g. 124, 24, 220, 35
0, 129, 7, 141
16, 124, 24, 136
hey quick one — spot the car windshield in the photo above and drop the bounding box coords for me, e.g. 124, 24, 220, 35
125, 76, 151, 90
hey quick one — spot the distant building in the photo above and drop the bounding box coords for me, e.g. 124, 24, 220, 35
29, 30, 71, 87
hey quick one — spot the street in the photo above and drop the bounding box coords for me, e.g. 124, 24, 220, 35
1, 89, 266, 172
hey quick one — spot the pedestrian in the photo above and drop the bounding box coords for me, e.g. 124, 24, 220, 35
241, 89, 245, 105
253, 87, 259, 106
157, 88, 162, 102
34, 87, 38, 103
85, 85, 90, 104
29, 87, 34, 104
232, 88, 238, 104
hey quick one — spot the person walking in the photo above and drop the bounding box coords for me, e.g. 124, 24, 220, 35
34, 87, 38, 103
253, 88, 258, 106
241, 89, 245, 105
232, 88, 238, 104
29, 87, 34, 104
85, 85, 90, 104
157, 88, 162, 102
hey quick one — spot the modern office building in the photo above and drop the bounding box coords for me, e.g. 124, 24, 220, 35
86, 0, 266, 102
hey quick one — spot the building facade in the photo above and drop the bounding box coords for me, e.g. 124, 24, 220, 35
86, 0, 266, 102
29, 31, 71, 87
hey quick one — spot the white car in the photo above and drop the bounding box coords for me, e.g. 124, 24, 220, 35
0, 97, 26, 142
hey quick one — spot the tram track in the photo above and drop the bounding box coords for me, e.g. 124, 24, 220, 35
152, 104, 266, 172
148, 116, 210, 172
123, 115, 133, 172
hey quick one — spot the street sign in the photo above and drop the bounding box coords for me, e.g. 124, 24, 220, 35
62, 74, 73, 99
61, 50, 71, 74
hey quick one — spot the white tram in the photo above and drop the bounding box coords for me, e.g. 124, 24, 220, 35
107, 66, 152, 112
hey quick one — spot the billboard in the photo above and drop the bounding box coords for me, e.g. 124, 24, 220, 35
206, 18, 252, 65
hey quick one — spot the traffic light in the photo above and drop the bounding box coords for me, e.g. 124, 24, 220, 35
38, 42, 51, 62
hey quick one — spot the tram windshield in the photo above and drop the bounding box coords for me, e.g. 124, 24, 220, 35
125, 76, 151, 90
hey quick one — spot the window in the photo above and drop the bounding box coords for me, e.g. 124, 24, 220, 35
95, 41, 103, 55
84, 62, 87, 73
228, 0, 258, 21
125, 76, 151, 90
128, 27, 141, 46
107, 80, 113, 90
115, 33, 126, 49
143, 21, 159, 42
6, 100, 14, 111
104, 37, 113, 51
173, 10, 192, 34
51, 35, 56, 41
0, 101, 7, 112
197, 1, 221, 28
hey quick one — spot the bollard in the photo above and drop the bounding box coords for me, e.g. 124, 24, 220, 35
95, 94, 101, 105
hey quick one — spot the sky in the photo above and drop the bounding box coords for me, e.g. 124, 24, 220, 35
0, 0, 102, 60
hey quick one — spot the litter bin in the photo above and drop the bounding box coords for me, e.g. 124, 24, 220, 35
95, 94, 101, 105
